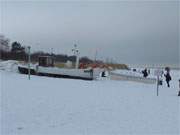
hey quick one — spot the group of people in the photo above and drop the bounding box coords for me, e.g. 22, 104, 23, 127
141, 67, 172, 88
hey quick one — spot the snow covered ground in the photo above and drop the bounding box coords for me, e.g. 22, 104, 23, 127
0, 64, 180, 135
0, 60, 19, 72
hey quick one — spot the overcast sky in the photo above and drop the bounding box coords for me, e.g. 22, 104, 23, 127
0, 0, 179, 65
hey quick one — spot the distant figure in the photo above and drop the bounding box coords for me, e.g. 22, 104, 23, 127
142, 68, 148, 78
164, 71, 172, 87
148, 69, 150, 75
165, 67, 170, 72
101, 71, 106, 77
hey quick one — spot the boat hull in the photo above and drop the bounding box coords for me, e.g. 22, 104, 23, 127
18, 65, 93, 80
18, 66, 36, 75
38, 72, 93, 80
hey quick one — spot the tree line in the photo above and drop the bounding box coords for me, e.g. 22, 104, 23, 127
0, 41, 95, 64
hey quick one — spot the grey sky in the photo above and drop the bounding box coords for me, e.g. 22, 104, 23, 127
0, 0, 179, 64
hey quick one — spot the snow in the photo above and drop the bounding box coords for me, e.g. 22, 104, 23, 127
112, 69, 144, 77
110, 70, 157, 84
111, 69, 156, 79
0, 64, 180, 134
0, 60, 19, 72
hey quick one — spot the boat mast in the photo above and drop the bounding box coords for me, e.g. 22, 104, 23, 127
72, 44, 80, 69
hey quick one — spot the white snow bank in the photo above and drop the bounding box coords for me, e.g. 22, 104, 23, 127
0, 60, 19, 72
112, 69, 143, 77
110, 69, 157, 84
112, 69, 156, 78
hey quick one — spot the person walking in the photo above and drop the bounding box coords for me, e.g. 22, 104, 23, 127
164, 70, 172, 87
142, 68, 148, 78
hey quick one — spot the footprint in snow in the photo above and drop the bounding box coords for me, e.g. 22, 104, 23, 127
17, 127, 23, 130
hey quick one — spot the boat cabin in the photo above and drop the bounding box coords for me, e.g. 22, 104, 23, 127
38, 56, 54, 67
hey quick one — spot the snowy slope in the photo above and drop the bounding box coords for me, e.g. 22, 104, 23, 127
0, 70, 180, 135
111, 69, 158, 79
0, 60, 19, 72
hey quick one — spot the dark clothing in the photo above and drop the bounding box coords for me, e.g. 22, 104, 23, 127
164, 73, 171, 81
142, 69, 148, 78
164, 73, 171, 87
167, 81, 170, 87
101, 71, 106, 77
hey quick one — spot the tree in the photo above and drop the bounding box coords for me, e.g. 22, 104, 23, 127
11, 42, 25, 53
79, 57, 93, 64
10, 42, 26, 61
0, 35, 10, 52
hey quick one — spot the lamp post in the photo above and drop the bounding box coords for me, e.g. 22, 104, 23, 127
27, 46, 31, 80
94, 49, 98, 63
154, 69, 163, 96
51, 48, 53, 55
157, 75, 159, 96
178, 79, 180, 96
72, 44, 80, 69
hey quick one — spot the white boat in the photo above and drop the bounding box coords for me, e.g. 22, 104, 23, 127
18, 56, 101, 80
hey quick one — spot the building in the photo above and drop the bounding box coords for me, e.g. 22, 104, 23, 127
0, 35, 10, 52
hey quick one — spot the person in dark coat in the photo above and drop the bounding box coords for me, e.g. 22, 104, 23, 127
164, 71, 172, 87
142, 68, 148, 78
101, 71, 106, 77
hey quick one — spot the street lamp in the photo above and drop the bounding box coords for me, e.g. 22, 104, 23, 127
27, 46, 31, 80
72, 44, 80, 69
178, 79, 180, 96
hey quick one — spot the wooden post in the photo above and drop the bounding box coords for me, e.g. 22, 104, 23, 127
178, 79, 180, 96
157, 75, 159, 96
154, 69, 163, 96
28, 46, 31, 80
